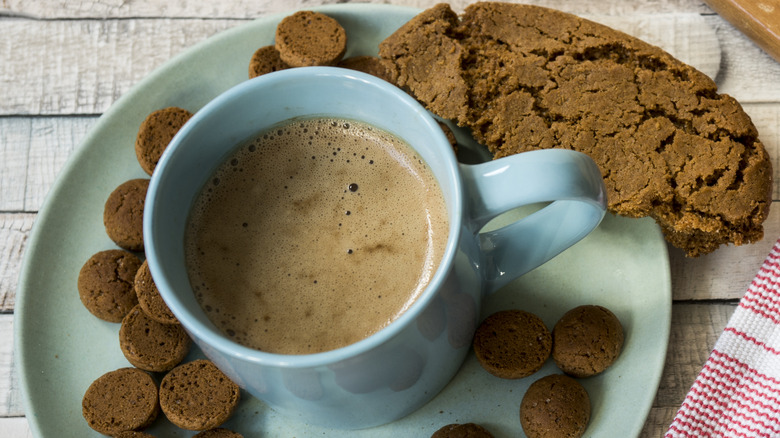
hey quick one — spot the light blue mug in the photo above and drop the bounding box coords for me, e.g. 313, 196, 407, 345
144, 67, 607, 429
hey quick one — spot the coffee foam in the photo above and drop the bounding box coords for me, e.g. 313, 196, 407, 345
185, 118, 448, 354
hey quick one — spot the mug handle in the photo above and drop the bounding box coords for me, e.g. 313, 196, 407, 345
459, 149, 607, 293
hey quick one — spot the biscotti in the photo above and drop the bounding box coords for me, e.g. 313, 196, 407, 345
379, 2, 773, 256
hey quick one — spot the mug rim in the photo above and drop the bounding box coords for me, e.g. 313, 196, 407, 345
144, 67, 463, 368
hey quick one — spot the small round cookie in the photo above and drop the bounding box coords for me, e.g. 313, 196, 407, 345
104, 178, 149, 251
552, 305, 624, 378
337, 55, 396, 84
82, 367, 159, 435
119, 304, 191, 372
135, 107, 193, 175
78, 249, 142, 322
159, 360, 241, 431
115, 432, 157, 438
432, 422, 494, 438
275, 11, 347, 67
472, 309, 552, 379
194, 428, 244, 438
135, 260, 178, 324
520, 374, 591, 438
248, 45, 289, 78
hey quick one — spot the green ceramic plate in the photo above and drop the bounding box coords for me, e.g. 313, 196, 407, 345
15, 4, 671, 437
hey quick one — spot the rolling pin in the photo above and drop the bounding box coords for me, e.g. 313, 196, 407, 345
703, 0, 780, 63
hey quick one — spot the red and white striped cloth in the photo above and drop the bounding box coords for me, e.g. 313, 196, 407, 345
667, 237, 780, 438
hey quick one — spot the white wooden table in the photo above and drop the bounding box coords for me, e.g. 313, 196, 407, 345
1, 1, 778, 436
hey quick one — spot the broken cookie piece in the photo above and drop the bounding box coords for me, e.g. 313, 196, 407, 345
379, 2, 773, 256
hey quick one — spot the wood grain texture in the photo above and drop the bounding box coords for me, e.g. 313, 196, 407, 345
747, 103, 780, 198
0, 118, 96, 212
0, 19, 240, 115
704, 14, 780, 101
0, 314, 24, 418
0, 215, 35, 311
0, 418, 32, 438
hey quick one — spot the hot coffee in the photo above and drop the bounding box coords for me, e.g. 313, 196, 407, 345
184, 117, 449, 354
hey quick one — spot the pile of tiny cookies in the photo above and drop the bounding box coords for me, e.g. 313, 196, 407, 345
469, 306, 624, 438
77, 105, 243, 434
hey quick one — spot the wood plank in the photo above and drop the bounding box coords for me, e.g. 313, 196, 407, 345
0, 314, 24, 418
0, 0, 712, 19
0, 214, 36, 312
746, 103, 780, 198
0, 117, 96, 212
0, 418, 32, 438
0, 18, 241, 115
0, 11, 723, 116
705, 14, 780, 102
0, 119, 28, 212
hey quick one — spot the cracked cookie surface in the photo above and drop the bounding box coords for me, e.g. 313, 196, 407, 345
379, 2, 773, 256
